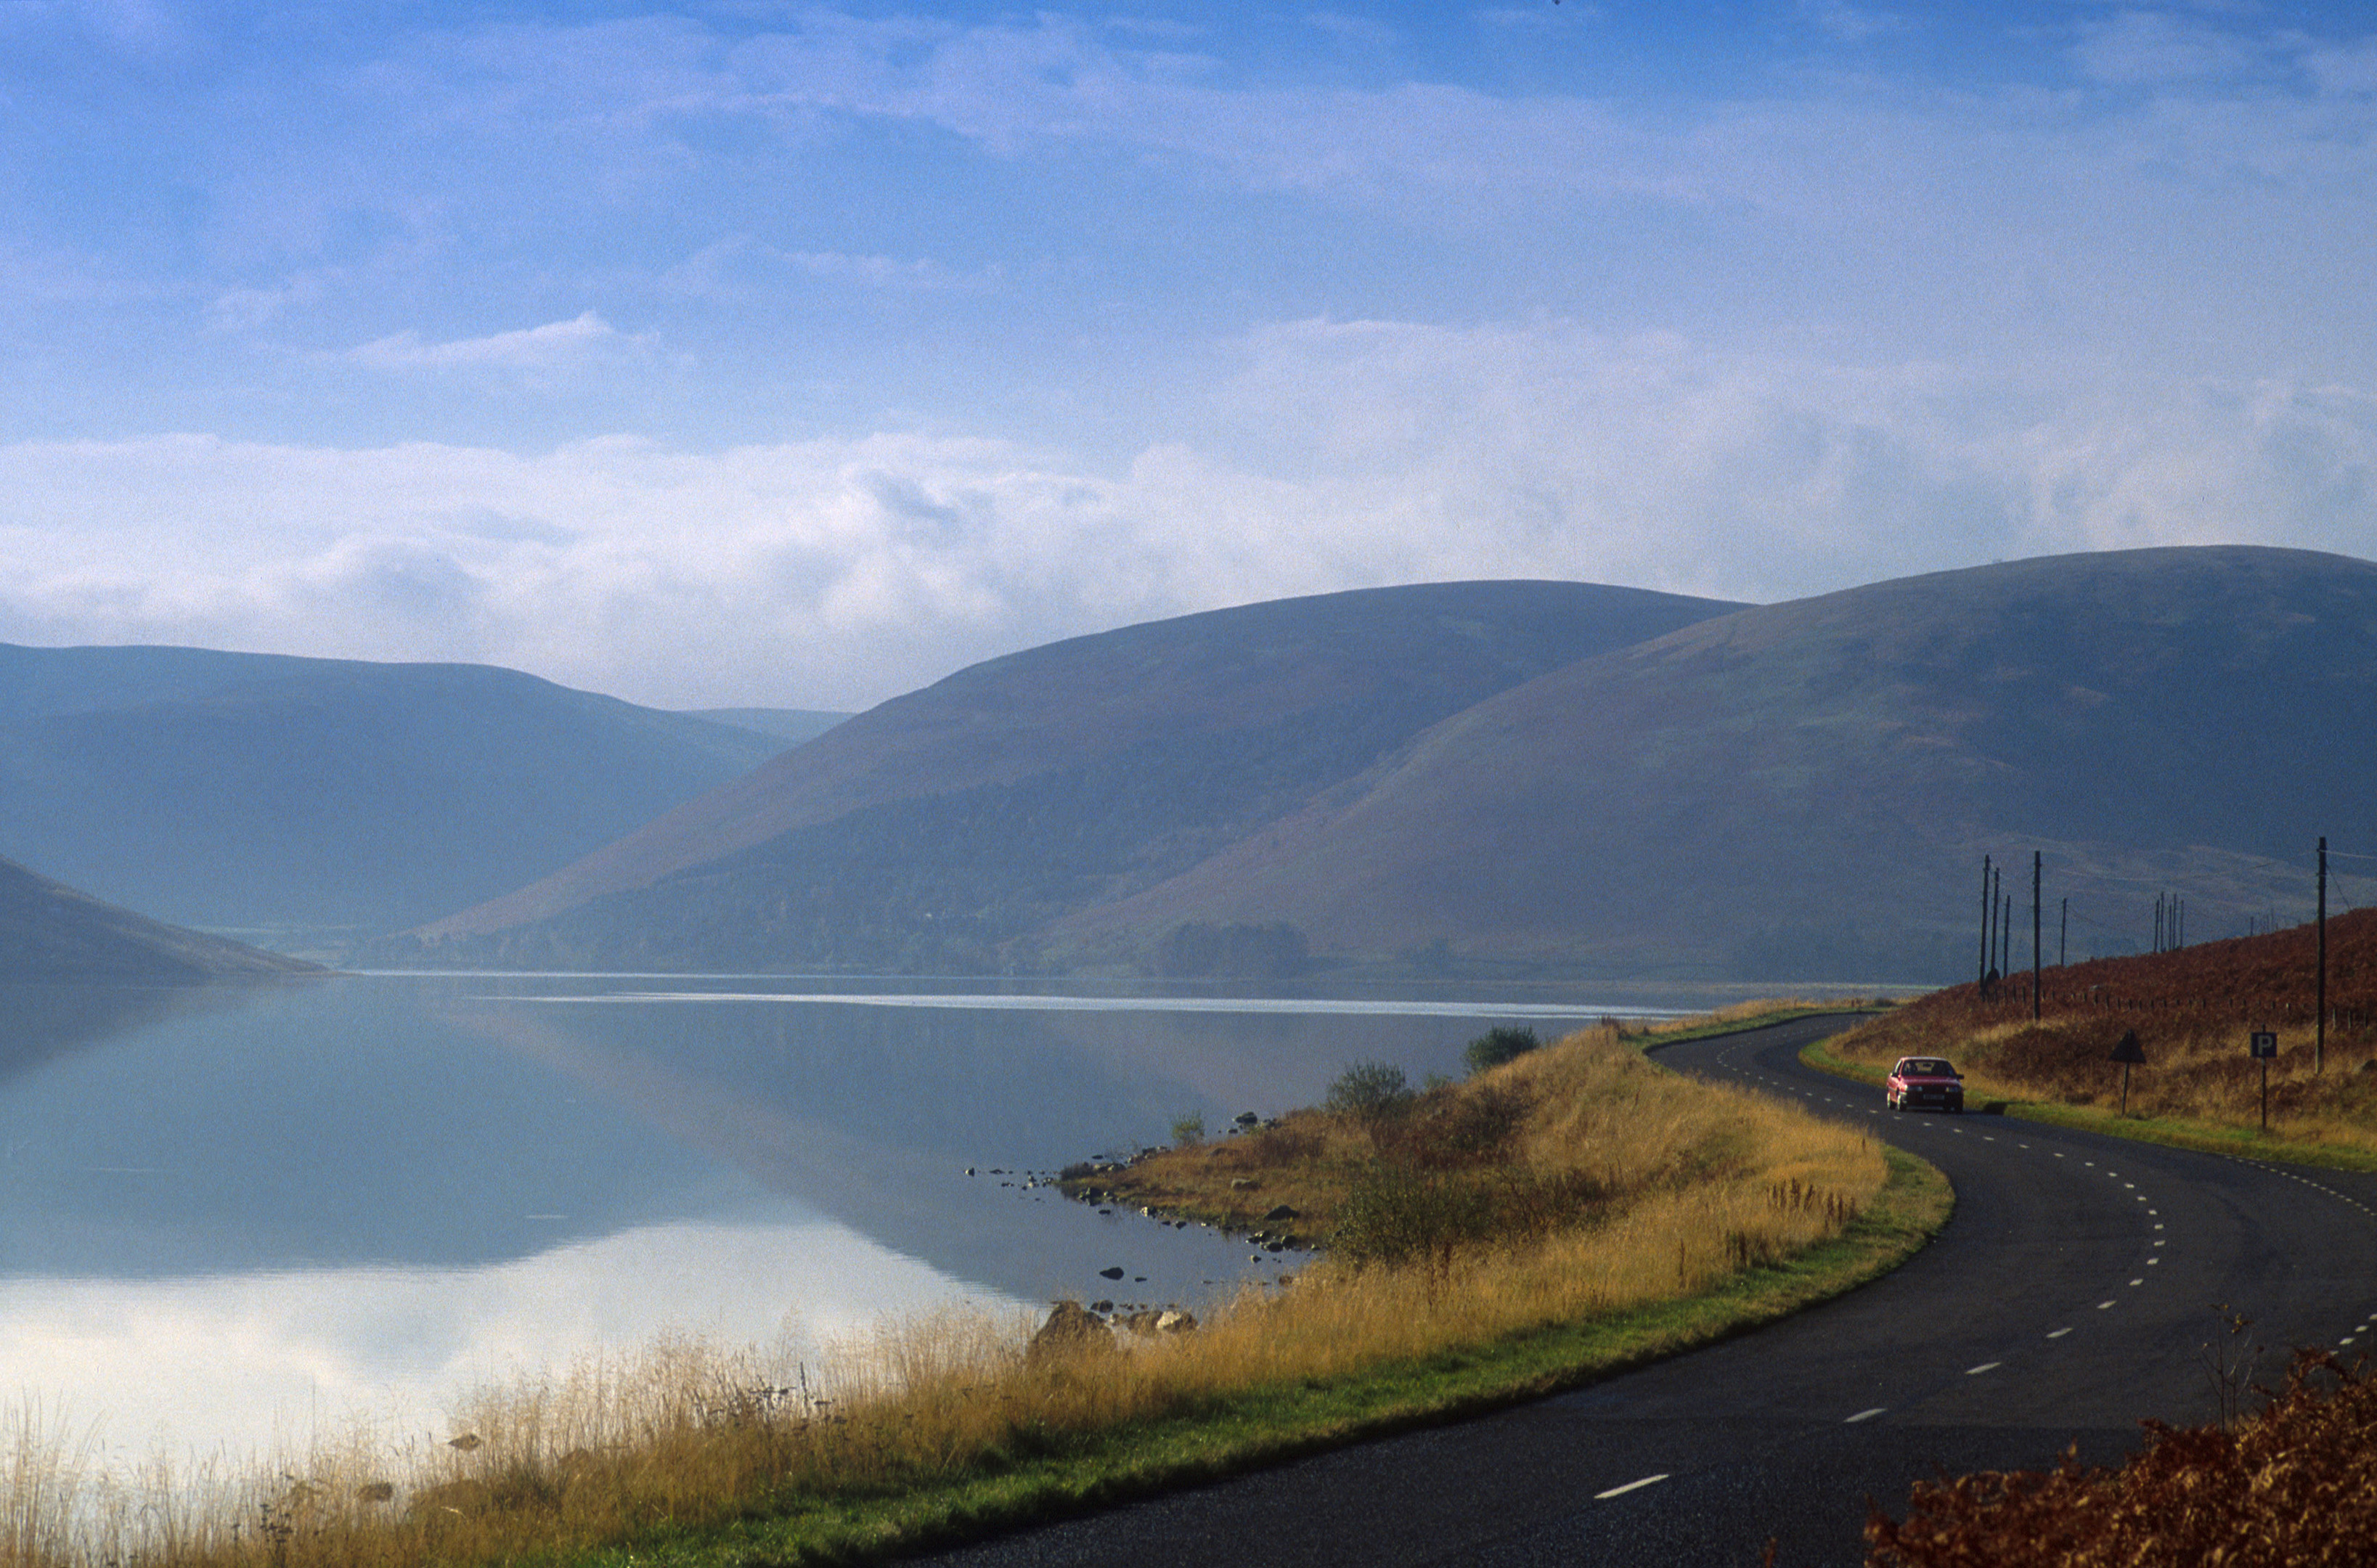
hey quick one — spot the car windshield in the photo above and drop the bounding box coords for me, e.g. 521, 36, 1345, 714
1904, 1060, 1952, 1076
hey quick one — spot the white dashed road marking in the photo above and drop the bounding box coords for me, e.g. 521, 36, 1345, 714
1595, 1475, 1670, 1500
1966, 1362, 2002, 1376
1845, 1408, 1885, 1424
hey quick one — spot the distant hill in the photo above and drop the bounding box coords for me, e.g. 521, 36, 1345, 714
690, 708, 850, 746
1058, 547, 2377, 981
396, 581, 1746, 970
0, 853, 317, 981
0, 645, 788, 950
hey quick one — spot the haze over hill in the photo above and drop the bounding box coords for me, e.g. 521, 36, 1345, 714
394, 547, 2377, 984
398, 581, 1744, 971
0, 645, 790, 952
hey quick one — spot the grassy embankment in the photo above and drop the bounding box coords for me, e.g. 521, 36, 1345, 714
1805, 910, 2377, 1171
4, 1014, 1945, 1568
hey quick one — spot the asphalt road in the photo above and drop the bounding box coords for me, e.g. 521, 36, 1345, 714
917, 1014, 2377, 1567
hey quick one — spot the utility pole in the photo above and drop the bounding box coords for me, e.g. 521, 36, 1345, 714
2000, 893, 2010, 985
2032, 849, 2042, 1023
1978, 854, 1992, 987
1993, 865, 2004, 975
2154, 894, 2162, 954
2318, 836, 2328, 1076
2060, 896, 2068, 967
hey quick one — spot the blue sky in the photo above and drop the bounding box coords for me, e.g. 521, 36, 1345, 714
3, 1, 2374, 708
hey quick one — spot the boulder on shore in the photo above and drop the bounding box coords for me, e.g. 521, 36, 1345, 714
1027, 1300, 1117, 1369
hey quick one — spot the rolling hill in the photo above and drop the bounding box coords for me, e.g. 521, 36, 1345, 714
0, 853, 318, 981
1056, 546, 2377, 979
0, 645, 791, 952
394, 580, 1746, 971
394, 546, 2377, 984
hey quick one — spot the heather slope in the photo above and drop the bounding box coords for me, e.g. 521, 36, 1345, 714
1059, 547, 2377, 980
401, 580, 1742, 969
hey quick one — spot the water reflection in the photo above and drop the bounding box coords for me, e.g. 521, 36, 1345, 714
0, 973, 1695, 1458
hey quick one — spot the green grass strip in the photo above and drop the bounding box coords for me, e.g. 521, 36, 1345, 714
1798, 1038, 2377, 1174
563, 1148, 1949, 1567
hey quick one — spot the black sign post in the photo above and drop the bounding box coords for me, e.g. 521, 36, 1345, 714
2110, 1029, 2147, 1117
2251, 1030, 2278, 1132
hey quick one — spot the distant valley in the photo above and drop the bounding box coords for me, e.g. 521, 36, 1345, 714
0, 643, 826, 958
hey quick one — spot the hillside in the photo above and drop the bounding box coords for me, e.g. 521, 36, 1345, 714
1826, 908, 2377, 1157
0, 644, 789, 949
396, 580, 1745, 971
1058, 547, 2377, 980
0, 853, 318, 981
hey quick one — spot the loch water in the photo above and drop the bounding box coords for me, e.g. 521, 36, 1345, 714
0, 973, 1769, 1462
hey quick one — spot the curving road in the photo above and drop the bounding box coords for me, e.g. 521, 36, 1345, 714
920, 1014, 2377, 1567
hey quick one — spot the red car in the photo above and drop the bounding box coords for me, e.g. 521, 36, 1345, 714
1886, 1056, 1965, 1113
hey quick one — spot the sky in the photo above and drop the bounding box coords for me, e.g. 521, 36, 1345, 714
2, 1, 2374, 710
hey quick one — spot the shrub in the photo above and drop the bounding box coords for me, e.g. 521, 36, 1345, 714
1332, 1166, 1496, 1273
1378, 1083, 1529, 1169
1168, 1114, 1205, 1148
1464, 1026, 1542, 1076
1241, 1123, 1324, 1167
1868, 1350, 2377, 1567
1324, 1061, 1416, 1122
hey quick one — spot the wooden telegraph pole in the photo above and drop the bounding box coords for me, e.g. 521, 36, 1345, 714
2318, 836, 2328, 1076
2031, 850, 2042, 1022
2060, 896, 2068, 967
1977, 854, 1992, 987
1999, 889, 2010, 984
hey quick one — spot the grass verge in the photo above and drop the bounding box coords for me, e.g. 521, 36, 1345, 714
1798, 1037, 2377, 1173
576, 1144, 1950, 1567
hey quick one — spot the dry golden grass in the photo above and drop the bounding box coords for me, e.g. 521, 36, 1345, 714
0, 1026, 1885, 1567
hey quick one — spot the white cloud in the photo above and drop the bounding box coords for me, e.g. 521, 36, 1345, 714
346, 311, 648, 380
657, 237, 992, 301
0, 324, 2370, 711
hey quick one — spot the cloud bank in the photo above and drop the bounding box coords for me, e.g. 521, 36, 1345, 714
2, 319, 2368, 709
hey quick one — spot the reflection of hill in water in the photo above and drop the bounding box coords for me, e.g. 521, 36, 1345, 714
0, 982, 261, 1079
457, 990, 1489, 1302
0, 980, 733, 1278
0, 977, 1504, 1303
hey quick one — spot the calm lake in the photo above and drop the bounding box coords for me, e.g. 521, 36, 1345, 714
0, 973, 1787, 1466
